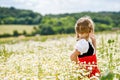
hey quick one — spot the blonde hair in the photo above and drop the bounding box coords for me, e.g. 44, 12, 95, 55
75, 16, 94, 34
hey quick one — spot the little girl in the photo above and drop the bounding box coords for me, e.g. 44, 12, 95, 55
70, 16, 100, 80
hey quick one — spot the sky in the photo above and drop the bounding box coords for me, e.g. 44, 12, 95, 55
0, 0, 120, 15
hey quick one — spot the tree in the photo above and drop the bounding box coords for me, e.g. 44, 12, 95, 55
39, 24, 55, 35
13, 30, 19, 36
95, 23, 112, 31
23, 30, 27, 35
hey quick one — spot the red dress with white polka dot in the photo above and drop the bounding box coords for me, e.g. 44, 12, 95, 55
78, 42, 100, 77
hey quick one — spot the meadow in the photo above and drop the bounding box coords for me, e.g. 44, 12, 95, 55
0, 33, 120, 80
0, 25, 36, 35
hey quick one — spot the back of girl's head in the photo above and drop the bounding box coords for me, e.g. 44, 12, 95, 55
75, 16, 94, 34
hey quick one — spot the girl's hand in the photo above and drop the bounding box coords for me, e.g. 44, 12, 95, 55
70, 49, 80, 63
90, 33, 96, 40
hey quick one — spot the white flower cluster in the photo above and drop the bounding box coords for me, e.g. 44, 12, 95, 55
0, 37, 89, 80
0, 34, 120, 80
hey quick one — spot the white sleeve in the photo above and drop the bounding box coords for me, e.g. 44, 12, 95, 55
75, 39, 89, 55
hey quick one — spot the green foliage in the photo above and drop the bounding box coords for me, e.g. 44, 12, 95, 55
0, 33, 12, 38
39, 24, 55, 35
13, 30, 20, 36
0, 45, 14, 61
0, 7, 42, 24
23, 30, 27, 35
100, 72, 115, 80
95, 23, 112, 31
35, 12, 120, 35
36, 16, 76, 35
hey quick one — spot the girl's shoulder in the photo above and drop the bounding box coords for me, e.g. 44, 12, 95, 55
76, 39, 88, 45
75, 39, 89, 54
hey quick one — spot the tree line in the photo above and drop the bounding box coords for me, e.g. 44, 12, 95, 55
0, 7, 120, 37
34, 12, 120, 35
0, 7, 42, 24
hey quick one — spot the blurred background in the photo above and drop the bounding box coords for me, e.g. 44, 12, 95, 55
0, 0, 120, 37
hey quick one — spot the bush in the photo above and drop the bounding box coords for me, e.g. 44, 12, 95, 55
13, 30, 20, 37
0, 33, 12, 38
39, 25, 55, 35
22, 30, 27, 36
95, 23, 112, 31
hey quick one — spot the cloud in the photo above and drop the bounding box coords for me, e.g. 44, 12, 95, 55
0, 0, 120, 15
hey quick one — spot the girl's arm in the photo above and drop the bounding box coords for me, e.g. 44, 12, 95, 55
90, 33, 96, 52
70, 49, 80, 63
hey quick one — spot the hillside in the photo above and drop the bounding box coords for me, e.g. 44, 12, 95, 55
36, 11, 120, 35
0, 7, 42, 24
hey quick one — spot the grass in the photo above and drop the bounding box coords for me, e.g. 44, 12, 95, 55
0, 33, 120, 80
0, 25, 37, 35
0, 34, 74, 44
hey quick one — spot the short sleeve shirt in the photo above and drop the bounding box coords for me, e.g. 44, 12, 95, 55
75, 39, 89, 55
